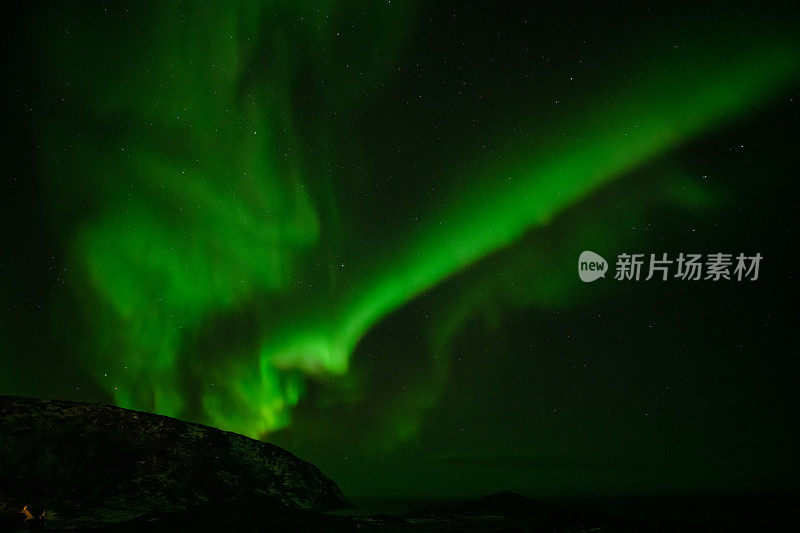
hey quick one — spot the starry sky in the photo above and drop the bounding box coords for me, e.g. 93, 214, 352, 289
2, 2, 799, 499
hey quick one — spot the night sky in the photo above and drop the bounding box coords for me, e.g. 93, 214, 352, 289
2, 2, 799, 499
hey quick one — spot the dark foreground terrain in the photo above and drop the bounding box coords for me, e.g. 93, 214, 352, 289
4, 491, 799, 532
0, 396, 344, 530
1, 396, 796, 531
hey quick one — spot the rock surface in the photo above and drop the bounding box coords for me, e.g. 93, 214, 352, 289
0, 395, 346, 529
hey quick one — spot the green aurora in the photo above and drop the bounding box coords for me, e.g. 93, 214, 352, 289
3, 2, 800, 497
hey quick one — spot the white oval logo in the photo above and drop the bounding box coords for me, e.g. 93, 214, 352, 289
578, 251, 607, 282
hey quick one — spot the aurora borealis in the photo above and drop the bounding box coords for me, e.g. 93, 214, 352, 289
3, 1, 800, 498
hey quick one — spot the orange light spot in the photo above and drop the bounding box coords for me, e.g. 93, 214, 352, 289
19, 505, 34, 521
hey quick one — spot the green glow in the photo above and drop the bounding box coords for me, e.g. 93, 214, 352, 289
260, 45, 798, 375
26, 3, 800, 439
